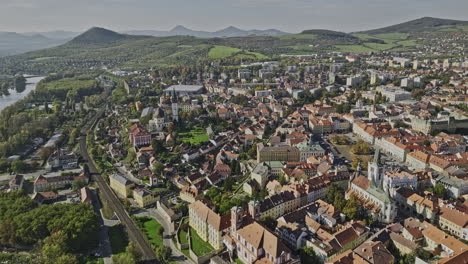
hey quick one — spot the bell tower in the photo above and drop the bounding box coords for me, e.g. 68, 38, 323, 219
368, 148, 381, 186
171, 88, 179, 122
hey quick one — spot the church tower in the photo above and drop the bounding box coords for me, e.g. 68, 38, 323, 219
171, 89, 179, 122
368, 148, 381, 187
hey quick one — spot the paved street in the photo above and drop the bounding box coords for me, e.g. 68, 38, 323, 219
91, 189, 114, 264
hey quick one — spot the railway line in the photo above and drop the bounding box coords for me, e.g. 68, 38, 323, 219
80, 106, 157, 262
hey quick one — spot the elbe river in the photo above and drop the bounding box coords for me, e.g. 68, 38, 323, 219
0, 75, 45, 112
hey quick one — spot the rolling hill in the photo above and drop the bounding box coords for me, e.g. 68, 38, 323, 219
1, 17, 466, 75
0, 26, 358, 74
358, 17, 468, 34
68, 27, 134, 45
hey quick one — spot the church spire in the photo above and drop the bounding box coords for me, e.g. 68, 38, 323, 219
171, 88, 178, 103
171, 88, 179, 122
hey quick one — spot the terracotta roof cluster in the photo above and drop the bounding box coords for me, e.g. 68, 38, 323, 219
237, 222, 292, 259
353, 241, 395, 264
129, 124, 150, 137
421, 221, 468, 255
439, 205, 468, 228
257, 191, 297, 213
355, 121, 400, 138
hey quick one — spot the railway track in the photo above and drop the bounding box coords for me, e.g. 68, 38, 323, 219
80, 106, 157, 262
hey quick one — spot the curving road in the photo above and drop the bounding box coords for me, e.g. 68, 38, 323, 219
80, 106, 157, 262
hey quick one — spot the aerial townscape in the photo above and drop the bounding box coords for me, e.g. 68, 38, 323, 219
0, 4, 468, 264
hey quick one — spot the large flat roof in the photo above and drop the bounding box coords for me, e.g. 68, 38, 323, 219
164, 85, 204, 92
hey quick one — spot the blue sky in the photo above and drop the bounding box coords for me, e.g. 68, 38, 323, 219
1, 0, 467, 33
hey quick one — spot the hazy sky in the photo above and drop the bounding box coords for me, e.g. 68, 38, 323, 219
1, 0, 467, 33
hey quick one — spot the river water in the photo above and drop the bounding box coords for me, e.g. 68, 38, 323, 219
0, 75, 45, 112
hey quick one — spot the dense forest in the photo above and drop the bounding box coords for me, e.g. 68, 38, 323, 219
0, 191, 99, 263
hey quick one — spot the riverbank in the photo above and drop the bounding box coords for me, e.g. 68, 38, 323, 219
0, 75, 45, 112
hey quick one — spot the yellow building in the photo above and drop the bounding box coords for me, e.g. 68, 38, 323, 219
189, 200, 230, 250
421, 221, 467, 256
133, 189, 158, 208
256, 143, 300, 163
439, 205, 468, 240
109, 174, 134, 198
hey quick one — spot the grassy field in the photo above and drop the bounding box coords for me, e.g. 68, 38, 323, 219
208, 45, 242, 58
179, 127, 210, 146
189, 227, 214, 256
135, 216, 164, 248
108, 225, 128, 254
208, 45, 268, 60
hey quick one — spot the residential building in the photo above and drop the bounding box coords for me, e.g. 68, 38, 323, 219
439, 204, 468, 240
382, 169, 418, 194
257, 143, 300, 163
45, 149, 79, 171
251, 162, 270, 187
80, 187, 93, 204
189, 200, 231, 250
9, 174, 24, 191
129, 124, 152, 147
296, 141, 325, 161
377, 86, 412, 102
352, 121, 400, 144
133, 188, 158, 208
109, 174, 135, 198
225, 206, 299, 264
34, 173, 89, 193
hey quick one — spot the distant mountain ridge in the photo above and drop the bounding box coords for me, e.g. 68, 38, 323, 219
0, 32, 69, 57
357, 17, 468, 34
124, 25, 290, 37
1, 16, 467, 58
23, 30, 80, 40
